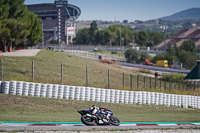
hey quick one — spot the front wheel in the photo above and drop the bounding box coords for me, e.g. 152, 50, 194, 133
110, 116, 120, 126
81, 115, 95, 126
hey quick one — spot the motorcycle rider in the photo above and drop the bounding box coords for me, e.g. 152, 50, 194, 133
90, 105, 107, 115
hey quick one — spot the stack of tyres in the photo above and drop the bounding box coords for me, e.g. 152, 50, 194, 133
22, 82, 29, 96
74, 86, 81, 100
80, 87, 85, 101
63, 86, 69, 99
114, 90, 120, 103
69, 86, 75, 100
46, 84, 53, 98
9, 81, 17, 95
58, 85, 64, 99
40, 84, 47, 97
105, 89, 111, 103
16, 81, 23, 96
124, 91, 129, 104
100, 89, 106, 102
34, 83, 41, 97
28, 83, 35, 96
110, 89, 115, 103
95, 88, 101, 102
85, 87, 91, 101
90, 88, 96, 101
119, 91, 124, 103
52, 84, 59, 98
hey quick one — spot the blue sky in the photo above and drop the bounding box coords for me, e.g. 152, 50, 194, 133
25, 0, 200, 21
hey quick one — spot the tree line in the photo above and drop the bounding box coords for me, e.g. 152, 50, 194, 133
0, 0, 42, 51
74, 21, 164, 47
125, 40, 198, 69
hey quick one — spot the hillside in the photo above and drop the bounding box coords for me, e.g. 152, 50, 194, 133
161, 8, 200, 22
1, 50, 139, 91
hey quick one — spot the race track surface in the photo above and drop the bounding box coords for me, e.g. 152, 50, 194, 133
1, 122, 200, 131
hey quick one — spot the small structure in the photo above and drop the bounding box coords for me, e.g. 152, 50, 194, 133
184, 60, 200, 79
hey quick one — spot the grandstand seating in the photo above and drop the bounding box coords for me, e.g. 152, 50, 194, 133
155, 28, 200, 51
43, 19, 57, 30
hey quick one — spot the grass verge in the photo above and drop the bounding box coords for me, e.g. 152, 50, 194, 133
0, 94, 200, 122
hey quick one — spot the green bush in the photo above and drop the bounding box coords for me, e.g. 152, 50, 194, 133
162, 74, 184, 82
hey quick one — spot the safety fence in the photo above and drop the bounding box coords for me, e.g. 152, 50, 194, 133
1, 81, 200, 109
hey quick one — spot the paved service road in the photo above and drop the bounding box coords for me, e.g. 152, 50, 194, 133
2, 49, 40, 57
1, 122, 200, 131
117, 62, 190, 74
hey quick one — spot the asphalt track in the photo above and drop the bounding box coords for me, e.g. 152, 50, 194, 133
1, 122, 200, 131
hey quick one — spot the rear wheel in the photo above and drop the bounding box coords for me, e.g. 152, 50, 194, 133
110, 116, 120, 126
81, 115, 95, 126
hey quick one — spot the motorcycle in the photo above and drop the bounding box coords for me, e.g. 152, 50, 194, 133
77, 108, 120, 126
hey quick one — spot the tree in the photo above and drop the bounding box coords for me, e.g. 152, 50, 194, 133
180, 40, 196, 53
0, 0, 42, 50
124, 48, 139, 63
107, 25, 134, 46
94, 30, 111, 45
148, 31, 164, 46
178, 50, 196, 69
89, 21, 98, 44
134, 30, 149, 46
139, 52, 149, 63
74, 28, 90, 44
152, 53, 165, 63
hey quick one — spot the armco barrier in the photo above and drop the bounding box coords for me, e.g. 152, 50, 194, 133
0, 81, 200, 109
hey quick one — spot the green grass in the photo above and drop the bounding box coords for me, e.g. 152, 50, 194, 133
0, 94, 200, 122
0, 49, 199, 95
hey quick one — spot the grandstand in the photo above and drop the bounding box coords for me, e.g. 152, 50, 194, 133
28, 0, 81, 44
154, 28, 200, 52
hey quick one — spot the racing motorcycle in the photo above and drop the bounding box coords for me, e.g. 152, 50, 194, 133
78, 108, 120, 126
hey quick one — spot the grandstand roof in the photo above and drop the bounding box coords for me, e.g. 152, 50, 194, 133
155, 28, 200, 50
28, 3, 56, 12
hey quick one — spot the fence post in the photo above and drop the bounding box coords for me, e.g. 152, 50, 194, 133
130, 74, 132, 91
122, 73, 125, 89
32, 60, 34, 81
86, 66, 88, 86
195, 80, 197, 91
150, 77, 151, 89
160, 79, 162, 92
1, 59, 3, 81
137, 75, 139, 89
169, 79, 171, 92
108, 70, 110, 89
61, 63, 63, 84
155, 77, 157, 90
